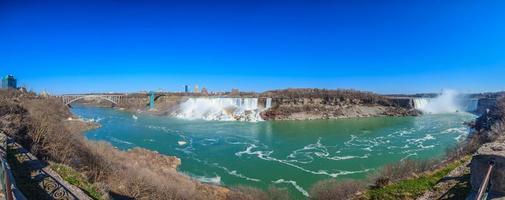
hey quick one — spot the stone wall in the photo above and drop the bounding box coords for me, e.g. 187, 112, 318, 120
388, 98, 414, 109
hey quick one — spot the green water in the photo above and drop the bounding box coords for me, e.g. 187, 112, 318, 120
72, 105, 475, 199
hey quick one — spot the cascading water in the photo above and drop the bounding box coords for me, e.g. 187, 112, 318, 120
413, 90, 478, 114
174, 97, 270, 122
265, 98, 272, 109
458, 99, 478, 112
413, 98, 430, 111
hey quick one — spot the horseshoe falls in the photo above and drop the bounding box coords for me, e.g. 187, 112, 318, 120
413, 90, 478, 114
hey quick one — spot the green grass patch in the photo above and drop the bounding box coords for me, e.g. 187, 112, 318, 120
362, 157, 469, 200
50, 163, 104, 200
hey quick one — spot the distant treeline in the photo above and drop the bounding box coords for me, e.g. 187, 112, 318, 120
261, 88, 394, 106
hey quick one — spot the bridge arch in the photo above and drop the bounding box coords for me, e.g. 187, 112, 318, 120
64, 95, 119, 106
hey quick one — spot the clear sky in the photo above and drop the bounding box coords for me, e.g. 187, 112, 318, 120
1, 0, 505, 94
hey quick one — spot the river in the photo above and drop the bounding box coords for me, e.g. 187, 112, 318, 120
71, 105, 475, 199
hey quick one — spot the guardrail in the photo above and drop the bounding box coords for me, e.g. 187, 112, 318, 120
0, 133, 26, 200
475, 159, 495, 200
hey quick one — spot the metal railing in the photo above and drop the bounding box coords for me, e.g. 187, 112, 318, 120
0, 133, 26, 200
476, 159, 495, 200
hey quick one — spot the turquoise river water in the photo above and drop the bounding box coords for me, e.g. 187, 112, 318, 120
71, 105, 475, 199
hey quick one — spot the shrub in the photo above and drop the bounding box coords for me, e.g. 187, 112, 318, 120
372, 159, 438, 188
310, 179, 365, 200
226, 186, 290, 200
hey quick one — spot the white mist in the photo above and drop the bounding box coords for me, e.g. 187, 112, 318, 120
414, 89, 461, 114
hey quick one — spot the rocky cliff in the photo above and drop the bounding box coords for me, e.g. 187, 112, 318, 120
259, 89, 418, 120
476, 98, 498, 115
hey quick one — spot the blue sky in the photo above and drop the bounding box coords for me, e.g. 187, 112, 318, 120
1, 0, 505, 94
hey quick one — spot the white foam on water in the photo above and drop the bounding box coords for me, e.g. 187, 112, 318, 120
442, 127, 467, 134
283, 138, 370, 162
201, 138, 219, 146
417, 144, 435, 149
175, 138, 195, 154
107, 136, 133, 145
407, 134, 435, 143
228, 170, 260, 182
273, 179, 310, 197
362, 147, 373, 152
286, 138, 332, 164
193, 175, 222, 184
146, 125, 176, 133
213, 164, 261, 182
132, 115, 138, 120
326, 154, 370, 161
81, 117, 103, 123
401, 153, 418, 161
454, 134, 465, 142
236, 144, 372, 178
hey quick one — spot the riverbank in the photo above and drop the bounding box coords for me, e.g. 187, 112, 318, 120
3, 89, 500, 199
260, 89, 419, 120
73, 103, 476, 199
0, 90, 277, 199
308, 94, 505, 200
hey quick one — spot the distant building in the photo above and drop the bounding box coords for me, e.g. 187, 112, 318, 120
185, 85, 189, 93
230, 88, 240, 96
2, 75, 17, 89
201, 87, 208, 95
194, 84, 199, 93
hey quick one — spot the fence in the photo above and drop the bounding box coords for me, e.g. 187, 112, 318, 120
0, 133, 26, 200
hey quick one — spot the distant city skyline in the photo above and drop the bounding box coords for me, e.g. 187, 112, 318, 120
2, 1, 505, 94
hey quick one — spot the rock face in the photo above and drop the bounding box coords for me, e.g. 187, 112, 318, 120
260, 97, 418, 120
477, 98, 499, 115
469, 142, 505, 199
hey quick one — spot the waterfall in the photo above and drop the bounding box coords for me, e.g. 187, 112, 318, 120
174, 97, 268, 122
265, 98, 272, 109
458, 99, 478, 112
413, 90, 478, 114
413, 98, 430, 111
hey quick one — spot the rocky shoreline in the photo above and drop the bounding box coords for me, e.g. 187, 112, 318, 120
0, 90, 249, 200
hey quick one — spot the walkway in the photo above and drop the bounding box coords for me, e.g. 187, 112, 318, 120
5, 135, 91, 200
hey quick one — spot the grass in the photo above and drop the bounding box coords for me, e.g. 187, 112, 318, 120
360, 157, 469, 200
50, 163, 104, 200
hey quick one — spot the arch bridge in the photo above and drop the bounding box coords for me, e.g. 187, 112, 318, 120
59, 94, 124, 106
